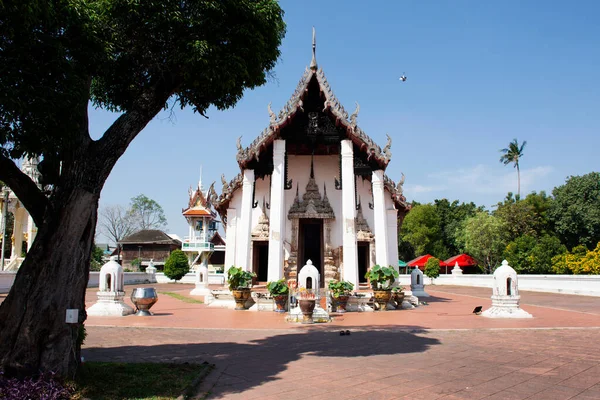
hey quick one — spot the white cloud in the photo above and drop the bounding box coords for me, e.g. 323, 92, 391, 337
406, 164, 554, 204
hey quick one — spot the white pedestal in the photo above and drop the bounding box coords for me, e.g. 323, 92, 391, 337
482, 295, 533, 318
286, 304, 331, 323
87, 291, 134, 316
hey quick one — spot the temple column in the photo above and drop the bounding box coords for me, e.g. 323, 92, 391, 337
236, 169, 254, 272
224, 208, 237, 280
11, 205, 24, 259
26, 214, 36, 251
268, 139, 285, 282
387, 209, 399, 272
341, 140, 358, 288
372, 170, 389, 267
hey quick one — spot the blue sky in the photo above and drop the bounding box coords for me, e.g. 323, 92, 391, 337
90, 1, 600, 242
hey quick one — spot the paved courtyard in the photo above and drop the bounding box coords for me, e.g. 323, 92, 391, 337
79, 284, 600, 399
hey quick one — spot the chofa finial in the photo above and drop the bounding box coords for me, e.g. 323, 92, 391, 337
310, 27, 317, 71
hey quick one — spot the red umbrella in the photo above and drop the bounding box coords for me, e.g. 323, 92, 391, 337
407, 254, 447, 271
443, 254, 478, 267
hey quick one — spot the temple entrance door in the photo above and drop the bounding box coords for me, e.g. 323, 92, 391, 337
357, 242, 369, 283
252, 241, 269, 283
298, 218, 323, 286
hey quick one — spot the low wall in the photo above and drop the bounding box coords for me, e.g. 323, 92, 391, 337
88, 272, 155, 288
154, 272, 225, 285
0, 271, 157, 294
397, 274, 600, 297
2, 270, 599, 296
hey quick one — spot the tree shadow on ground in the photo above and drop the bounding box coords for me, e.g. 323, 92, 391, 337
83, 324, 440, 397
420, 295, 453, 303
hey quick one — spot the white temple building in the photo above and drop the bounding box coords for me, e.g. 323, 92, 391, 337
0, 158, 41, 271
213, 32, 410, 289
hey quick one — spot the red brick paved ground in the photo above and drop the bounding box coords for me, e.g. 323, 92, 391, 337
78, 284, 600, 399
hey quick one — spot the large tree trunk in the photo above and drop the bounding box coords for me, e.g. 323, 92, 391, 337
0, 188, 98, 378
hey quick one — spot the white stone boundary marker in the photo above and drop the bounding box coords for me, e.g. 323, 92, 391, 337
410, 266, 429, 298
87, 256, 134, 316
482, 260, 532, 319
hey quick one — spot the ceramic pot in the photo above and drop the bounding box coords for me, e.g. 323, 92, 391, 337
373, 290, 392, 311
299, 299, 316, 324
273, 295, 288, 313
232, 289, 251, 310
332, 295, 349, 313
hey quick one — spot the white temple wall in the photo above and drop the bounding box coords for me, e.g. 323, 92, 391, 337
356, 177, 375, 230
285, 155, 343, 248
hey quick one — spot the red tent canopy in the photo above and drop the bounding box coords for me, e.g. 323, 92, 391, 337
407, 254, 447, 270
444, 254, 478, 267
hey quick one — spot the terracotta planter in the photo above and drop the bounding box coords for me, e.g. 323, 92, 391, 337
373, 290, 392, 311
299, 299, 316, 324
232, 289, 251, 310
273, 295, 288, 313
331, 295, 350, 313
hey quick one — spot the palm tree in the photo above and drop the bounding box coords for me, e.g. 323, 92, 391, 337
499, 139, 527, 199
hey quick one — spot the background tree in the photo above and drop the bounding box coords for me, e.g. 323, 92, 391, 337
457, 212, 508, 273
494, 193, 543, 241
128, 194, 167, 231
503, 235, 565, 274
499, 138, 527, 199
399, 204, 449, 260
424, 257, 441, 279
0, 0, 285, 377
163, 250, 190, 281
98, 204, 136, 245
552, 243, 600, 275
433, 199, 481, 255
89, 245, 104, 272
548, 172, 600, 250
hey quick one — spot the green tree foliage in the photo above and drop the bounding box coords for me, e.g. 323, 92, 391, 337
424, 257, 441, 279
89, 245, 104, 272
549, 172, 600, 250
457, 212, 508, 273
494, 192, 551, 241
433, 199, 481, 255
163, 250, 190, 281
0, 0, 285, 377
552, 243, 600, 274
503, 235, 566, 274
499, 139, 527, 198
128, 194, 167, 231
399, 204, 449, 259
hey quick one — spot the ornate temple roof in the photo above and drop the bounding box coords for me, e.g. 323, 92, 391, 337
182, 180, 218, 219
216, 30, 409, 220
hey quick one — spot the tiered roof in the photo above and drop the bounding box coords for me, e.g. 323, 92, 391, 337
216, 30, 409, 220
182, 181, 217, 219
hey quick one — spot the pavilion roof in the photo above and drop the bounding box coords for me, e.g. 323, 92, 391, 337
119, 230, 181, 246
407, 254, 447, 268
444, 254, 478, 267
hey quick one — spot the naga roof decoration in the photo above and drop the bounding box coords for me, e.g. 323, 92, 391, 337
215, 31, 410, 222
235, 65, 393, 170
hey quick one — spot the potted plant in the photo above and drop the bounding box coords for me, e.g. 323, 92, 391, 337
227, 266, 256, 310
365, 264, 399, 311
297, 287, 316, 324
267, 279, 289, 313
328, 280, 354, 313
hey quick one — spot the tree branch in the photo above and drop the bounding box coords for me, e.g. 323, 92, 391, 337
0, 154, 48, 226
92, 79, 180, 186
